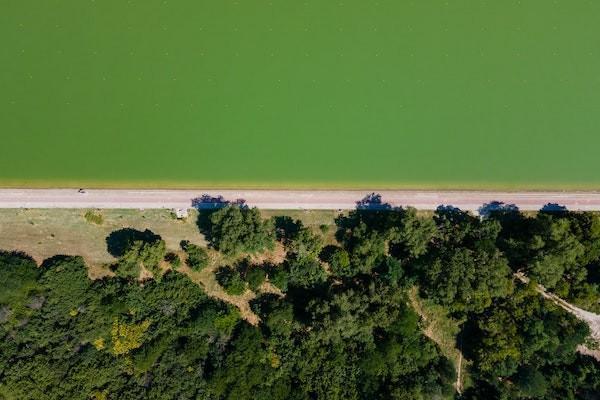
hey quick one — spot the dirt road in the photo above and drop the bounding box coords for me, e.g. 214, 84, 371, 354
516, 273, 600, 360
1, 189, 600, 211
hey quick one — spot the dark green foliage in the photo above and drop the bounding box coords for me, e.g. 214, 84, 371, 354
287, 257, 327, 289
180, 240, 209, 271
388, 206, 436, 258
286, 226, 323, 258
463, 283, 590, 378
209, 205, 275, 255
0, 251, 40, 326
216, 266, 247, 295
245, 267, 267, 291
514, 366, 549, 398
416, 208, 514, 314
492, 210, 600, 312
0, 256, 237, 400
3, 200, 600, 399
327, 247, 351, 276
164, 252, 181, 268
107, 229, 166, 280
269, 267, 290, 292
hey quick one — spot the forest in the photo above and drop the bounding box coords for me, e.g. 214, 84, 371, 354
1, 197, 600, 399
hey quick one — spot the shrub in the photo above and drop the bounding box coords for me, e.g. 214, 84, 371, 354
209, 205, 275, 255
180, 240, 209, 271
245, 267, 267, 291
164, 252, 181, 269
328, 248, 351, 276
84, 210, 103, 225
269, 268, 290, 292
109, 229, 166, 280
216, 266, 246, 296
288, 257, 327, 288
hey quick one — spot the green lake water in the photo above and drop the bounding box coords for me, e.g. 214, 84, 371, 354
1, 0, 599, 188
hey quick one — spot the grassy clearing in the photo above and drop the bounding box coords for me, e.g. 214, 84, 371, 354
0, 208, 288, 323
408, 286, 470, 393
0, 209, 205, 277
177, 243, 285, 324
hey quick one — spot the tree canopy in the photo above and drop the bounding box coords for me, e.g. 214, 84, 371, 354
2, 198, 600, 399
208, 205, 276, 255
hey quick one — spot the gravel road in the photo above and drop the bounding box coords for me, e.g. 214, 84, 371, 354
2, 189, 599, 356
2, 189, 600, 211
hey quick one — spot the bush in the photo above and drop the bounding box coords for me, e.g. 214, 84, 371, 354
109, 229, 166, 280
164, 252, 181, 269
269, 268, 290, 292
328, 248, 351, 276
209, 205, 275, 255
84, 210, 103, 225
288, 257, 327, 288
245, 267, 267, 291
181, 240, 209, 271
216, 266, 246, 296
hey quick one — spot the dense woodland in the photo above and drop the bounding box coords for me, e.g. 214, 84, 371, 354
1, 197, 600, 399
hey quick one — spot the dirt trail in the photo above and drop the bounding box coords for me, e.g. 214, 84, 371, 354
516, 273, 600, 359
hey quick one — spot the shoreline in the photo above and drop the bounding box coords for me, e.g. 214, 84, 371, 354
1, 180, 600, 192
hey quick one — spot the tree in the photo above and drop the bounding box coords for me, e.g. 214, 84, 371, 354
245, 267, 267, 291
107, 229, 166, 280
285, 226, 323, 259
0, 251, 40, 326
287, 257, 327, 289
111, 318, 151, 355
209, 205, 275, 255
327, 248, 351, 277
416, 208, 514, 314
514, 366, 548, 398
118, 238, 166, 280
216, 266, 247, 295
180, 240, 209, 271
164, 252, 181, 268
389, 206, 436, 259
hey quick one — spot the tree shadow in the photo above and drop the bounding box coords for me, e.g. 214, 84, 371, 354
478, 201, 519, 219
105, 228, 161, 258
191, 194, 230, 210
540, 203, 568, 213
191, 194, 247, 210
40, 255, 80, 268
356, 193, 392, 211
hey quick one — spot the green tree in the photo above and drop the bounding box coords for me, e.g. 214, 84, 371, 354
0, 251, 40, 326
389, 206, 436, 259
514, 366, 548, 398
245, 267, 267, 291
216, 266, 247, 295
287, 257, 327, 289
209, 205, 275, 255
416, 209, 513, 314
286, 226, 323, 259
180, 240, 209, 271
